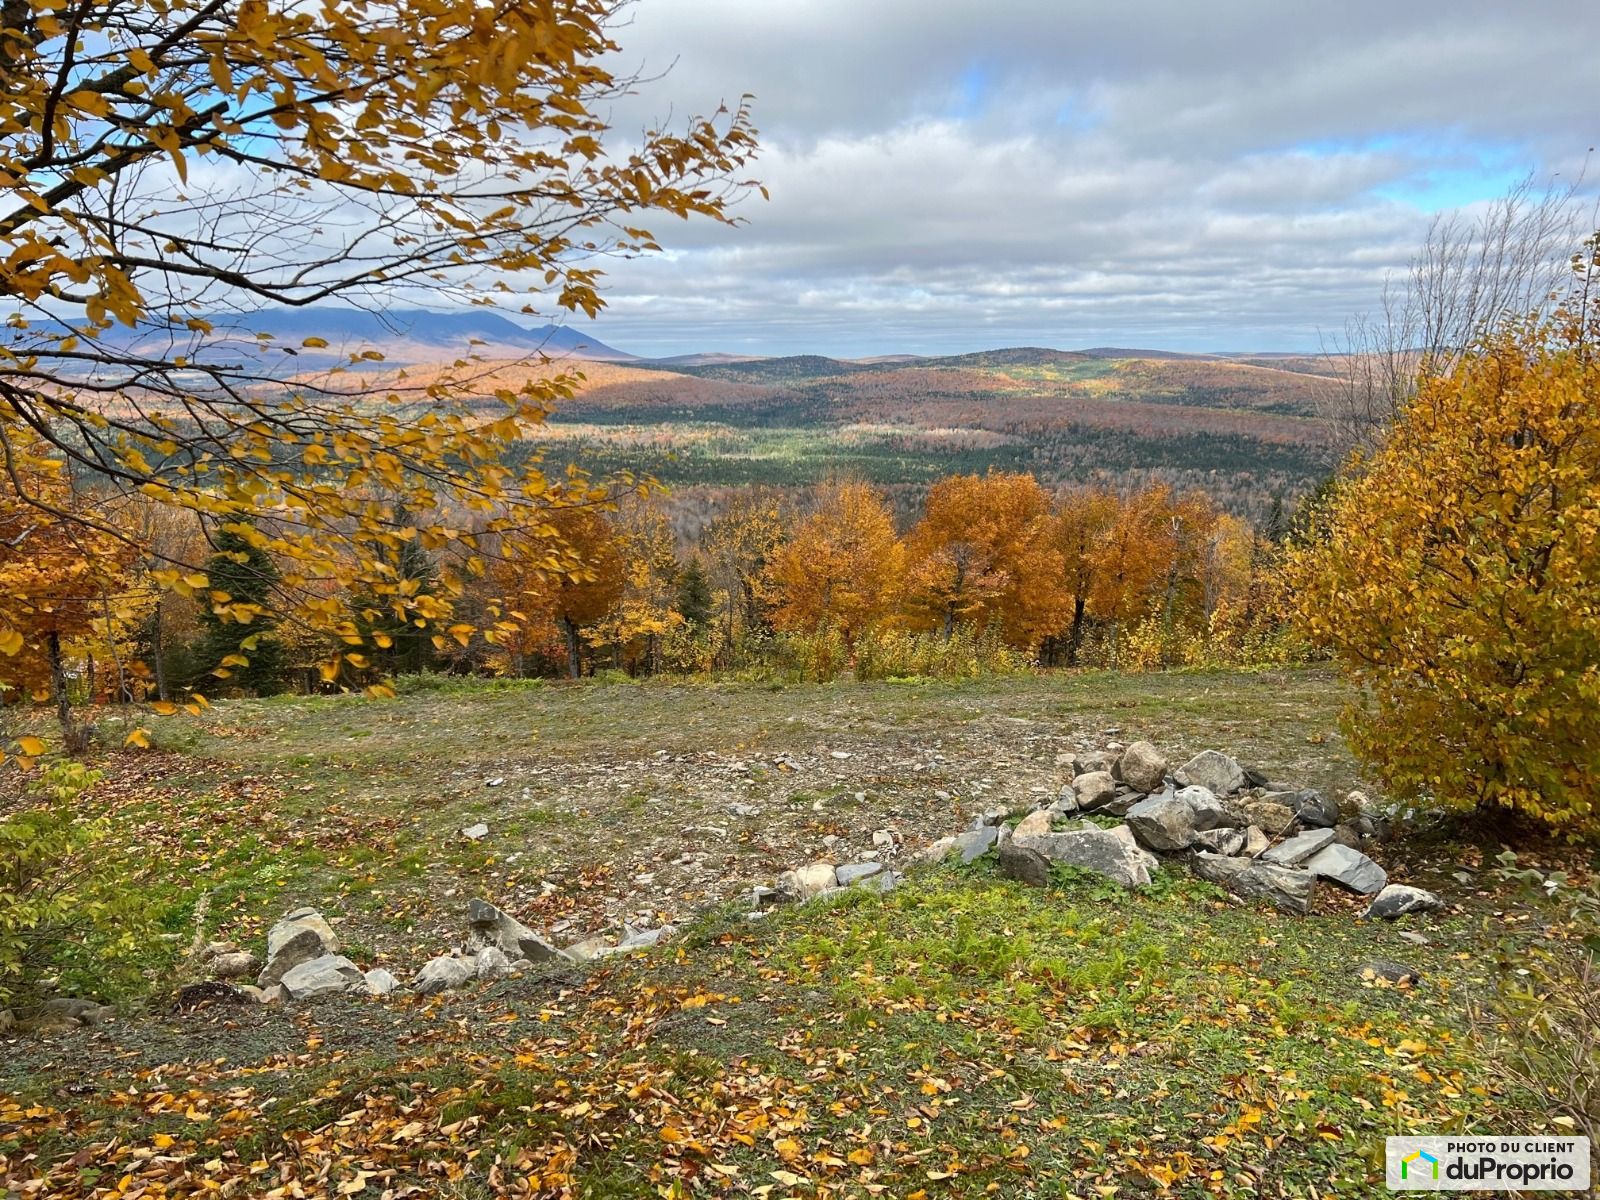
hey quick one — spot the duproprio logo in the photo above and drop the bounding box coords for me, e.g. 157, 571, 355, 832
1402, 1150, 1440, 1181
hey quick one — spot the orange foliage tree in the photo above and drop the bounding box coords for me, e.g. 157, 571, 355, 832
768, 481, 903, 647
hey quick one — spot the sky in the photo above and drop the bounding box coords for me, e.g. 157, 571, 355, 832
554, 0, 1599, 358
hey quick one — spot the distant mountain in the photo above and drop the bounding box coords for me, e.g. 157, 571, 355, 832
200, 307, 635, 362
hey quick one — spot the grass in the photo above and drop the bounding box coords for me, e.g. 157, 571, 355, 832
0, 667, 1578, 1196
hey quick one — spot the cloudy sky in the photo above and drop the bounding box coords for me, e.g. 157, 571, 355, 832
568, 0, 1597, 358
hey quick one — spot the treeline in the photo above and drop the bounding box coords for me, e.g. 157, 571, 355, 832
1, 470, 1308, 714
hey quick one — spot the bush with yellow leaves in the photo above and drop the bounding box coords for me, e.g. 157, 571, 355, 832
1288, 314, 1600, 836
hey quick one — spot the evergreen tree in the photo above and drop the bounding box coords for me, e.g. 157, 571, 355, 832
676, 556, 713, 629
197, 527, 286, 695
360, 534, 440, 677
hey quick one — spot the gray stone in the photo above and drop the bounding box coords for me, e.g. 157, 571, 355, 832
1012, 825, 1154, 888
467, 898, 571, 963
413, 955, 475, 996
279, 954, 364, 1001
236, 985, 268, 1004
1073, 770, 1118, 811
209, 951, 259, 980
857, 870, 901, 894
913, 836, 958, 864
1303, 844, 1387, 895
258, 909, 338, 989
461, 822, 489, 840
620, 923, 674, 949
1098, 791, 1143, 817
475, 945, 513, 981
751, 885, 786, 909
1050, 786, 1080, 816
45, 997, 101, 1021
952, 826, 999, 864
1191, 853, 1317, 915
1191, 827, 1246, 856
835, 861, 885, 886
1242, 825, 1270, 857
1364, 884, 1443, 920
0, 1009, 11, 1033
1331, 823, 1363, 849
1260, 828, 1336, 867
1117, 741, 1167, 793
563, 936, 610, 963
363, 968, 400, 997
1357, 960, 1422, 986
1177, 785, 1248, 830
1125, 792, 1197, 851
1398, 931, 1431, 947
1175, 750, 1247, 796
1072, 751, 1114, 777
778, 861, 843, 899
997, 839, 1053, 888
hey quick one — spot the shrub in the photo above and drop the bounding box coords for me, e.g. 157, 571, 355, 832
0, 761, 153, 1009
1287, 317, 1600, 836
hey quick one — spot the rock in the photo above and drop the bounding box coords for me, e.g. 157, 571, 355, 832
620, 923, 675, 950
970, 809, 1008, 830
1261, 789, 1339, 829
1012, 825, 1154, 888
1332, 823, 1364, 849
44, 997, 107, 1025
258, 908, 339, 989
414, 955, 475, 996
1175, 750, 1246, 796
363, 968, 400, 997
209, 951, 259, 980
1118, 741, 1167, 793
1357, 960, 1422, 986
997, 839, 1053, 888
951, 826, 998, 864
777, 861, 840, 900
235, 985, 268, 1004
1242, 825, 1270, 857
1177, 785, 1247, 830
1303, 844, 1387, 895
856, 870, 901, 894
564, 936, 610, 963
1192, 827, 1246, 856
0, 1009, 11, 1033
279, 954, 364, 1001
1072, 751, 1114, 777
751, 885, 786, 909
1352, 811, 1392, 842
1364, 884, 1443, 920
835, 861, 884, 886
200, 940, 239, 961
1260, 828, 1336, 867
1072, 771, 1118, 811
1398, 930, 1431, 947
461, 822, 490, 841
1012, 810, 1053, 839
1125, 792, 1196, 851
871, 829, 896, 848
1241, 798, 1297, 836
1050, 785, 1080, 815
475, 946, 513, 981
467, 898, 571, 963
1191, 853, 1317, 915
1098, 791, 1143, 817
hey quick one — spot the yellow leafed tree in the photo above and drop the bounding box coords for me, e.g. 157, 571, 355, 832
769, 481, 903, 647
1287, 306, 1600, 835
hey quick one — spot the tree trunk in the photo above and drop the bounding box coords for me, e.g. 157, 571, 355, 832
1067, 595, 1087, 666
561, 616, 581, 680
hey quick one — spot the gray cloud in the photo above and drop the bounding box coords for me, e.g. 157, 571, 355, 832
559, 0, 1600, 355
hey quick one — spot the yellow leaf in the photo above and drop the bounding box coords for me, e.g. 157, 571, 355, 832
125, 729, 151, 748
17, 736, 45, 757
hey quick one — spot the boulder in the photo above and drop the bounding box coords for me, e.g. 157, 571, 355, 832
0, 1009, 11, 1033
835, 861, 885, 886
1364, 884, 1443, 920
475, 946, 513, 981
258, 908, 339, 989
1049, 786, 1080, 816
279, 954, 364, 1001
563, 936, 610, 963
1118, 741, 1167, 793
209, 951, 259, 980
1012, 825, 1154, 888
1175, 750, 1246, 796
751, 885, 786, 909
997, 839, 1052, 888
363, 968, 400, 997
413, 955, 475, 996
1177, 785, 1248, 830
1072, 751, 1114, 777
1241, 798, 1297, 836
1192, 827, 1246, 856
1241, 825, 1271, 858
1012, 810, 1053, 839
467, 898, 572, 963
912, 836, 957, 864
1303, 844, 1387, 895
1261, 789, 1339, 829
1191, 853, 1316, 915
950, 827, 998, 864
856, 869, 901, 894
1259, 828, 1336, 867
1357, 960, 1422, 986
1125, 792, 1197, 851
1331, 824, 1363, 849
1072, 771, 1117, 812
